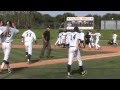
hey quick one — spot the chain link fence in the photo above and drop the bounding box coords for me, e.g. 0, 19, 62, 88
101, 20, 120, 30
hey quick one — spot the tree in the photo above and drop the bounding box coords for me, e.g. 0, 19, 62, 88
93, 14, 101, 29
55, 15, 64, 23
62, 13, 76, 22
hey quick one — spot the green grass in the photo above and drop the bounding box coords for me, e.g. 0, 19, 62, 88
11, 39, 120, 46
0, 48, 112, 63
11, 29, 120, 46
1, 56, 120, 79
14, 29, 120, 40
14, 29, 58, 39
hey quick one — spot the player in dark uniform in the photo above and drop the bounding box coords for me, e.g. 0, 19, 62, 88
85, 31, 91, 49
39, 26, 51, 58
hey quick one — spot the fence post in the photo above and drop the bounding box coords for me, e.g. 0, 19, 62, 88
116, 20, 117, 30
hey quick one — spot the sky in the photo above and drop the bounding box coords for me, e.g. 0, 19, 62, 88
38, 11, 120, 17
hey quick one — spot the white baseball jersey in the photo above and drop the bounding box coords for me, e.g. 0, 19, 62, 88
94, 32, 101, 49
112, 33, 118, 44
58, 32, 62, 44
22, 30, 36, 43
61, 32, 67, 39
1, 27, 19, 61
0, 26, 8, 43
61, 32, 67, 44
1, 27, 19, 43
79, 32, 85, 41
66, 31, 71, 44
0, 26, 8, 34
66, 31, 71, 39
58, 32, 62, 38
68, 32, 79, 47
68, 31, 82, 66
94, 32, 101, 40
112, 34, 117, 40
0, 26, 4, 43
22, 30, 37, 55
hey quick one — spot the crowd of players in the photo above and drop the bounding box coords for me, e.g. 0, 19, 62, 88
55, 29, 119, 50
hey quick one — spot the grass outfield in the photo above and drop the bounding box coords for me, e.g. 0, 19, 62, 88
11, 29, 120, 46
14, 29, 120, 40
0, 48, 111, 63
0, 56, 120, 79
12, 39, 120, 46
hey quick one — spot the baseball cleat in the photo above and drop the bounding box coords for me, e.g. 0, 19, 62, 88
67, 72, 73, 78
81, 70, 87, 76
8, 69, 12, 73
27, 60, 32, 64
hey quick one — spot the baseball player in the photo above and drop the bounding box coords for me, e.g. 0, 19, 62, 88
0, 20, 9, 52
54, 30, 62, 47
0, 20, 4, 43
89, 31, 95, 48
0, 20, 9, 38
85, 31, 92, 50
0, 20, 19, 73
67, 26, 87, 78
65, 30, 71, 48
112, 32, 118, 46
61, 31, 67, 48
21, 25, 37, 64
78, 30, 85, 48
94, 31, 102, 50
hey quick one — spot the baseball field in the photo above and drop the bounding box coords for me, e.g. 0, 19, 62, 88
0, 29, 120, 79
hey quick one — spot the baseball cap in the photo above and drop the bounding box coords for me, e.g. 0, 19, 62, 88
74, 26, 79, 31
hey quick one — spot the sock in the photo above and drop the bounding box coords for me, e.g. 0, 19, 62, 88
6, 64, 11, 71
28, 54, 31, 61
26, 52, 28, 56
79, 66, 84, 72
67, 64, 71, 73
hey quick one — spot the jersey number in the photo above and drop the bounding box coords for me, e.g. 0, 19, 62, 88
26, 33, 32, 37
8, 31, 11, 37
71, 34, 76, 41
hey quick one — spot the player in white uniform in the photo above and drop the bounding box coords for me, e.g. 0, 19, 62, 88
0, 20, 9, 42
67, 26, 87, 78
0, 20, 19, 73
22, 26, 37, 64
89, 31, 95, 48
54, 31, 62, 47
58, 31, 62, 47
0, 20, 9, 53
78, 30, 85, 48
112, 32, 118, 46
65, 30, 71, 48
0, 20, 4, 44
94, 31, 101, 50
61, 31, 67, 48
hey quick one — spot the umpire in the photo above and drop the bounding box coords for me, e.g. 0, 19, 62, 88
40, 27, 51, 58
